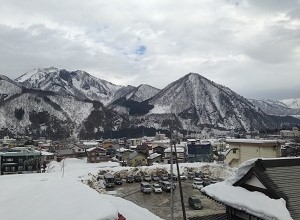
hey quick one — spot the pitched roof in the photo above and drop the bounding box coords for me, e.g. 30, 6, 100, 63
234, 158, 300, 220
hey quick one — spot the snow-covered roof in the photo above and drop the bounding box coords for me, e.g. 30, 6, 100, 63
82, 141, 99, 146
39, 151, 54, 156
0, 158, 162, 220
201, 182, 292, 220
86, 147, 97, 152
201, 158, 293, 220
164, 146, 185, 153
147, 153, 161, 159
226, 139, 283, 144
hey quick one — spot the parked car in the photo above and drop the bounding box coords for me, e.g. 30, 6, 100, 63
168, 173, 178, 181
126, 175, 134, 183
192, 181, 203, 190
195, 172, 204, 178
160, 181, 175, 192
161, 175, 169, 181
188, 196, 203, 210
179, 174, 186, 180
188, 172, 195, 179
151, 175, 160, 181
140, 182, 152, 194
152, 183, 162, 193
193, 177, 203, 182
134, 175, 142, 182
114, 178, 123, 185
143, 175, 151, 181
202, 179, 211, 187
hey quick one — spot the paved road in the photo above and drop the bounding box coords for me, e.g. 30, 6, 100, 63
110, 179, 225, 220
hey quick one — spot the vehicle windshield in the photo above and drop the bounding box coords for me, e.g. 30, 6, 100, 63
154, 185, 160, 188
192, 198, 201, 203
144, 185, 151, 188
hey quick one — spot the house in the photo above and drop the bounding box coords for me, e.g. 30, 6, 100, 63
115, 147, 133, 162
135, 143, 151, 156
280, 127, 300, 137
127, 152, 147, 167
40, 151, 56, 168
152, 146, 165, 155
224, 139, 282, 167
147, 153, 162, 165
187, 139, 212, 162
0, 147, 41, 175
86, 147, 109, 163
164, 146, 186, 164
202, 157, 299, 220
56, 149, 77, 162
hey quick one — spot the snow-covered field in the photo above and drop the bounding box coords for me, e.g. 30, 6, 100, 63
0, 158, 234, 220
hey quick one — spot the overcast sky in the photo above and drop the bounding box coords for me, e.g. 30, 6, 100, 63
0, 0, 299, 100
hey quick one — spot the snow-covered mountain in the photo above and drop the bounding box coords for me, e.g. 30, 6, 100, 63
0, 75, 22, 102
15, 67, 122, 106
109, 84, 160, 114
0, 86, 126, 139
281, 98, 300, 110
1, 69, 298, 138
248, 98, 300, 117
143, 73, 276, 131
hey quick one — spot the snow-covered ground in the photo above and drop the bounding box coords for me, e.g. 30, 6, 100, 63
0, 158, 234, 220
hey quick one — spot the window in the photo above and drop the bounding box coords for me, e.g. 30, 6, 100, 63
233, 149, 236, 154
18, 166, 24, 171
28, 166, 33, 171
19, 158, 23, 163
6, 158, 13, 162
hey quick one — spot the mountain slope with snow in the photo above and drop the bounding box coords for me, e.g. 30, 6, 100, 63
145, 73, 275, 131
0, 75, 22, 102
281, 97, 300, 109
0, 88, 127, 139
248, 98, 300, 118
15, 67, 123, 105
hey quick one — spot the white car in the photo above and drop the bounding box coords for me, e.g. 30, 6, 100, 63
180, 174, 187, 180
152, 184, 162, 193
192, 181, 203, 190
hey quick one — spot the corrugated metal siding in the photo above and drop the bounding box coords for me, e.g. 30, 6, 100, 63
265, 166, 300, 220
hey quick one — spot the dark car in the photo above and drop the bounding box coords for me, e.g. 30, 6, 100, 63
202, 179, 211, 187
126, 175, 134, 183
188, 196, 203, 210
134, 175, 142, 182
168, 173, 178, 181
151, 175, 160, 181
114, 178, 123, 185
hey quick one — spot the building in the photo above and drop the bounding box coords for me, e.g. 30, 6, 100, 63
127, 152, 147, 167
224, 139, 282, 167
164, 146, 186, 163
0, 148, 41, 175
86, 147, 109, 163
187, 139, 212, 162
202, 158, 299, 220
147, 153, 162, 165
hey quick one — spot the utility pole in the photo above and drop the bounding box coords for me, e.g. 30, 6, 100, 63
174, 140, 187, 220
170, 129, 174, 220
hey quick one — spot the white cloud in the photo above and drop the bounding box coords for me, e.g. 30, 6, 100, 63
0, 0, 299, 99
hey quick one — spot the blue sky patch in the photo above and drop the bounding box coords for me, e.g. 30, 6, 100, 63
135, 45, 146, 55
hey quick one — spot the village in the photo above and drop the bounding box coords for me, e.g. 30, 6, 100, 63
0, 127, 299, 175
0, 127, 299, 219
